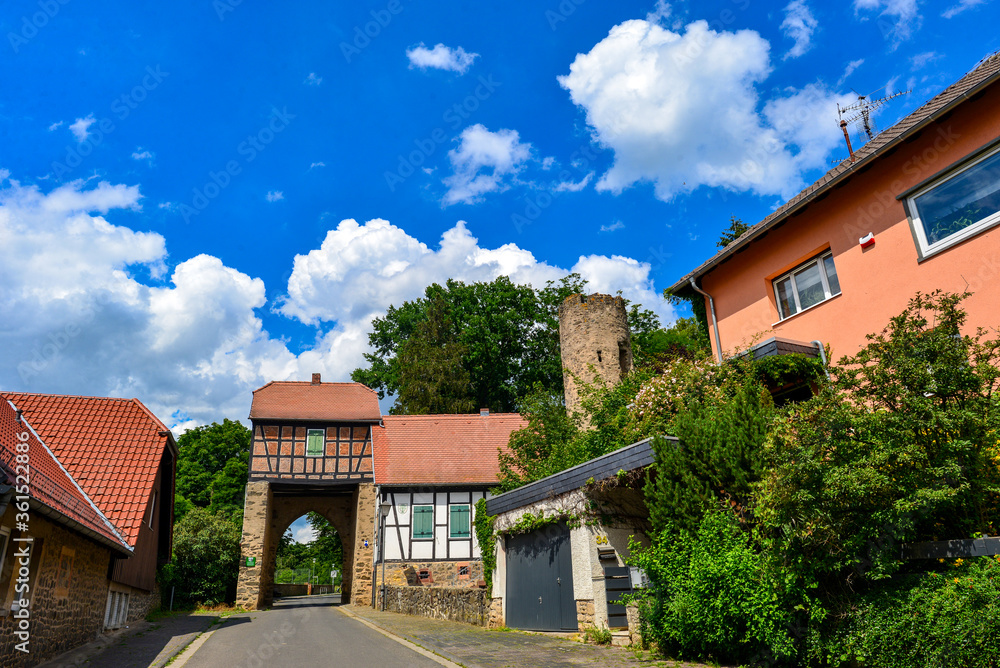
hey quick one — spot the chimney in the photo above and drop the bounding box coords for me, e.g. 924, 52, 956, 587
311, 373, 321, 385
480, 408, 489, 417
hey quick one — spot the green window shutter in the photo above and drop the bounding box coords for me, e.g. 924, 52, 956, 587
412, 505, 433, 539
450, 504, 470, 538
306, 429, 324, 457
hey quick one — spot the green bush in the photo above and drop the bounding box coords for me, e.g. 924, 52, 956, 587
629, 510, 800, 665
823, 558, 1000, 668
160, 507, 242, 607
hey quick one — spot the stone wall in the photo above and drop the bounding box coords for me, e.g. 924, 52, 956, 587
272, 583, 309, 598
379, 560, 484, 589
379, 585, 492, 626
124, 582, 160, 625
236, 480, 272, 609
0, 511, 112, 667
558, 293, 632, 421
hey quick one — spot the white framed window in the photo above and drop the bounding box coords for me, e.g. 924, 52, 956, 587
104, 590, 130, 629
906, 142, 1000, 259
773, 251, 841, 320
306, 429, 324, 457
411, 505, 433, 540
449, 504, 470, 539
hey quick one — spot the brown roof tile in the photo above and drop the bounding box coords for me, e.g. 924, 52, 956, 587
373, 413, 527, 486
0, 392, 172, 548
249, 381, 381, 422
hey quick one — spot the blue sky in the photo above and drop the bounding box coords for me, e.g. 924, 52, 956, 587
2, 0, 998, 438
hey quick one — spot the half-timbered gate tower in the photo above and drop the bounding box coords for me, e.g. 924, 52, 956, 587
236, 375, 380, 609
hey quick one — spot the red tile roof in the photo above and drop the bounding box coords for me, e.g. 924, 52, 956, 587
0, 398, 129, 553
250, 381, 382, 422
373, 413, 527, 485
0, 392, 173, 548
670, 51, 1000, 293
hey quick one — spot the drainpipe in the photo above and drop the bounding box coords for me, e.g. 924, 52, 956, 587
688, 277, 723, 363
811, 340, 832, 381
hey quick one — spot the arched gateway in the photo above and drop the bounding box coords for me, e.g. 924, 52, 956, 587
236, 375, 380, 608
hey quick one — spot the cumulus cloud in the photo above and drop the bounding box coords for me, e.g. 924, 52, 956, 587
279, 217, 675, 328
442, 125, 532, 205
0, 176, 676, 431
266, 190, 284, 202
943, 0, 984, 17
781, 0, 819, 59
838, 58, 865, 85
304, 72, 322, 85
853, 0, 921, 47
48, 121, 64, 132
406, 43, 479, 74
309, 162, 326, 170
558, 19, 853, 201
554, 172, 594, 192
132, 149, 154, 161
600, 220, 625, 233
69, 115, 96, 143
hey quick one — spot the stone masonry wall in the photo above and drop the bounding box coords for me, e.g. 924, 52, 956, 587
380, 584, 492, 626
379, 561, 484, 589
0, 511, 112, 668
236, 480, 273, 609
558, 294, 632, 421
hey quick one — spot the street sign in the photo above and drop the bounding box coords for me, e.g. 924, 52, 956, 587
245, 557, 256, 567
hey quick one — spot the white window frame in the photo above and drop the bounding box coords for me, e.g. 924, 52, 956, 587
773, 251, 841, 321
448, 503, 471, 539
905, 142, 1000, 260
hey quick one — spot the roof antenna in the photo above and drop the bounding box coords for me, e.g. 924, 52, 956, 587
837, 88, 911, 161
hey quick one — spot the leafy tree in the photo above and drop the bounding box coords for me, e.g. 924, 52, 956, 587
175, 419, 252, 518
717, 215, 751, 248
160, 508, 242, 606
275, 513, 344, 587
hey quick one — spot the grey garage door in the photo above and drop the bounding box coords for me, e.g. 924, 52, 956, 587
505, 522, 577, 631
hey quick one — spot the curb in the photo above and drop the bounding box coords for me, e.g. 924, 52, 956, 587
337, 606, 466, 668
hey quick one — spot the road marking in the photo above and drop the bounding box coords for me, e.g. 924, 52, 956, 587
336, 607, 463, 668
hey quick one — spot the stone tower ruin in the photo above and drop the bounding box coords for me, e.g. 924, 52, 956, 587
558, 293, 633, 420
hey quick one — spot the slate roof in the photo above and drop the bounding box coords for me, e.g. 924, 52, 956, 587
373, 413, 527, 486
0, 392, 173, 548
0, 398, 130, 553
249, 381, 381, 422
669, 51, 1000, 294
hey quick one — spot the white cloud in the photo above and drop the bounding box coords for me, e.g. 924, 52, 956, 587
646, 0, 672, 23
266, 191, 284, 202
554, 172, 594, 192
48, 121, 64, 132
305, 72, 322, 86
309, 162, 326, 170
290, 518, 317, 543
442, 125, 532, 205
279, 218, 675, 329
838, 58, 865, 84
558, 19, 853, 201
911, 51, 942, 69
406, 43, 479, 74
69, 115, 96, 143
853, 0, 921, 47
600, 220, 625, 233
132, 149, 154, 161
943, 0, 984, 18
781, 0, 819, 59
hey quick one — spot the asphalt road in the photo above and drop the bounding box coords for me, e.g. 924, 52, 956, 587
179, 595, 445, 668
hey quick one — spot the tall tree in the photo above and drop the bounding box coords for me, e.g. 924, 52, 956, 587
716, 216, 751, 248
175, 419, 252, 518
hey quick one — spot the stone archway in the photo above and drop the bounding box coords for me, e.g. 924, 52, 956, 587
236, 481, 377, 610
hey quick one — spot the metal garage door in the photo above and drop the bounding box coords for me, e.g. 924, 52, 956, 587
505, 522, 577, 631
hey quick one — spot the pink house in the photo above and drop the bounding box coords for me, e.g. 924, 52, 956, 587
670, 53, 1000, 363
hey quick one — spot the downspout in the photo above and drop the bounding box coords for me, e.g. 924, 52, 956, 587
811, 340, 832, 381
688, 277, 723, 363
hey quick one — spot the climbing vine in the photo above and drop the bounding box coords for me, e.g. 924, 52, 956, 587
473, 498, 496, 592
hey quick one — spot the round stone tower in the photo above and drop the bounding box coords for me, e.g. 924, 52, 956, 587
558, 293, 633, 421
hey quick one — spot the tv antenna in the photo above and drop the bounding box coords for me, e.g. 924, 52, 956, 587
837, 88, 910, 161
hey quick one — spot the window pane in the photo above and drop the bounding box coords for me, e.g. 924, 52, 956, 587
413, 505, 433, 539
823, 255, 841, 295
306, 429, 324, 457
793, 262, 825, 310
775, 277, 797, 318
450, 505, 470, 538
914, 149, 1000, 245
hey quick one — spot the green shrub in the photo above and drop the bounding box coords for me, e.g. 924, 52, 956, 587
823, 558, 1000, 668
160, 507, 242, 607
583, 624, 613, 645
629, 510, 800, 665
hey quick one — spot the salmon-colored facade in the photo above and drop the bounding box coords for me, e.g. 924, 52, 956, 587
672, 54, 1000, 363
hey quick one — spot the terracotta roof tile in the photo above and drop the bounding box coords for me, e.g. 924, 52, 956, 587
250, 381, 381, 422
373, 413, 527, 486
0, 392, 171, 548
0, 398, 129, 552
